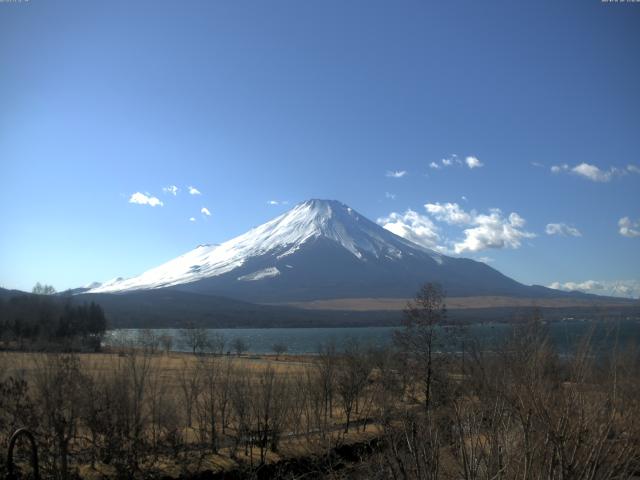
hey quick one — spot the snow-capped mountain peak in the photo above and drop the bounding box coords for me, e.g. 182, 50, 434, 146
87, 199, 441, 294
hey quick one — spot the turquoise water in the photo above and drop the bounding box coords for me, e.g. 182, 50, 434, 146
105, 320, 640, 355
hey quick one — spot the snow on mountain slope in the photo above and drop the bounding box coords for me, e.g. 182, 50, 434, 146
238, 267, 281, 282
89, 199, 443, 294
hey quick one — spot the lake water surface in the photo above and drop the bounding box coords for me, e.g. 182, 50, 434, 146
106, 320, 640, 355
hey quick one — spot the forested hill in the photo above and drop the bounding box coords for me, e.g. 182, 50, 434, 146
0, 289, 107, 349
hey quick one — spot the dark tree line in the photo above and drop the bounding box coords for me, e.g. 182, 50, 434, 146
0, 292, 107, 349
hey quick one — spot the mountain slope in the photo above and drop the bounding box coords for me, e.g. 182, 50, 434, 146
86, 199, 572, 302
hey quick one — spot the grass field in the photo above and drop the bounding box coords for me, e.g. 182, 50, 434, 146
1, 348, 385, 479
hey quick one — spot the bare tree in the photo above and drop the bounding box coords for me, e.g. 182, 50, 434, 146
272, 342, 288, 360
229, 365, 253, 459
138, 328, 160, 354
335, 338, 371, 433
317, 338, 337, 429
231, 337, 249, 356
178, 358, 203, 428
180, 325, 210, 355
33, 354, 85, 479
394, 282, 446, 411
216, 355, 235, 436
195, 356, 222, 453
210, 332, 226, 355
251, 366, 290, 463
159, 334, 173, 354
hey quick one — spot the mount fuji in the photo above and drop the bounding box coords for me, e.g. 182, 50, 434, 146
85, 199, 567, 303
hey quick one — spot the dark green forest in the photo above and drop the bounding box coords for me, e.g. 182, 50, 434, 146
0, 291, 107, 350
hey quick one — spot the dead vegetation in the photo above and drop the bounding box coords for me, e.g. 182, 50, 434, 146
1, 285, 639, 479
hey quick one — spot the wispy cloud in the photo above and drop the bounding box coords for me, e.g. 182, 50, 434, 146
618, 217, 640, 238
386, 170, 407, 178
549, 279, 640, 299
545, 223, 582, 237
465, 156, 484, 169
189, 217, 196, 222
163, 185, 179, 196
188, 186, 201, 195
551, 164, 569, 173
442, 154, 461, 168
430, 153, 484, 171
477, 256, 494, 263
267, 200, 289, 206
201, 207, 211, 216
550, 162, 632, 182
385, 192, 396, 200
128, 192, 164, 207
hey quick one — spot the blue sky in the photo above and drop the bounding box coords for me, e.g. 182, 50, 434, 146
1, 0, 639, 297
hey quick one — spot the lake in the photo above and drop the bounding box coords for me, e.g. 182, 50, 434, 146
105, 319, 640, 355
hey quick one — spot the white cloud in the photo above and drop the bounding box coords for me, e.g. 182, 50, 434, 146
128, 192, 164, 207
188, 186, 201, 195
549, 279, 640, 299
430, 154, 484, 171
189, 217, 196, 222
618, 217, 640, 238
385, 192, 396, 200
163, 185, 179, 196
551, 162, 631, 182
453, 209, 535, 253
267, 200, 289, 206
377, 210, 443, 251
531, 162, 544, 168
201, 207, 211, 216
551, 164, 569, 173
386, 170, 407, 178
545, 223, 582, 237
380, 201, 534, 254
549, 280, 604, 292
477, 256, 494, 263
425, 202, 473, 225
439, 154, 461, 167
465, 156, 484, 169
572, 163, 614, 182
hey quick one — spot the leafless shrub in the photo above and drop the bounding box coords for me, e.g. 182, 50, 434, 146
336, 338, 371, 434
272, 342, 288, 360
180, 325, 211, 355
178, 357, 202, 429
231, 337, 249, 356
33, 353, 86, 479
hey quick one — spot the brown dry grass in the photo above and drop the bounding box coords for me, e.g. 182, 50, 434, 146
1, 350, 310, 378
1, 350, 380, 478
270, 295, 635, 311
